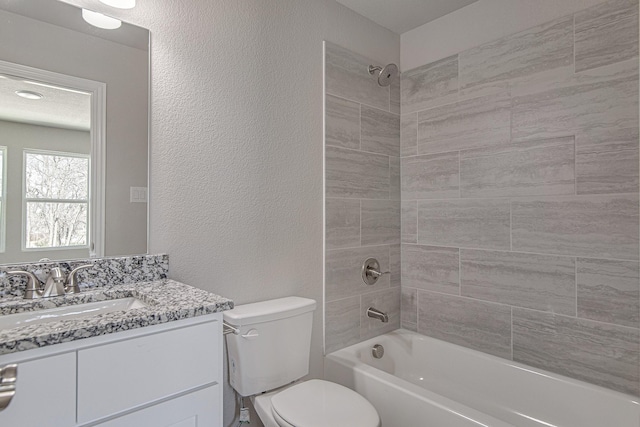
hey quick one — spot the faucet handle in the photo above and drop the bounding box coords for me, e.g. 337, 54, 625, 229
6, 271, 42, 299
65, 264, 92, 294
361, 258, 390, 285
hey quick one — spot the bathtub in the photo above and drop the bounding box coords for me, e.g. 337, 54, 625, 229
324, 329, 640, 427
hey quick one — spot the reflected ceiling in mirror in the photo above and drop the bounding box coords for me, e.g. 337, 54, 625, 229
0, 0, 149, 264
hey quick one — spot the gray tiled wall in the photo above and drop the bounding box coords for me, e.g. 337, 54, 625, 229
324, 42, 401, 354
400, 0, 640, 396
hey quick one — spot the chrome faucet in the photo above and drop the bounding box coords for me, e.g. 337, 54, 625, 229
367, 307, 389, 323
6, 264, 92, 299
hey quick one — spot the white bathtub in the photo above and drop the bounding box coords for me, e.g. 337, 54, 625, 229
324, 329, 640, 427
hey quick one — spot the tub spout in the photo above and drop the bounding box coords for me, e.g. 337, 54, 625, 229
367, 307, 389, 323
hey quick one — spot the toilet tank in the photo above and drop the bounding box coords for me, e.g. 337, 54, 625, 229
224, 297, 316, 396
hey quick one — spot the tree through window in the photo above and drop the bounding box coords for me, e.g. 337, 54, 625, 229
24, 150, 89, 249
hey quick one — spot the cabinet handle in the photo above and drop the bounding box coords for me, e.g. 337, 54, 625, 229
0, 364, 17, 412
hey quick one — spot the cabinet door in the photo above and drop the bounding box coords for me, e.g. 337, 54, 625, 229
77, 320, 219, 424
0, 352, 76, 427
95, 385, 221, 427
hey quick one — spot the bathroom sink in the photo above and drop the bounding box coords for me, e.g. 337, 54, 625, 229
0, 298, 146, 330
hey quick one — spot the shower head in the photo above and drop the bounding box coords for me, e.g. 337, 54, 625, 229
368, 63, 398, 87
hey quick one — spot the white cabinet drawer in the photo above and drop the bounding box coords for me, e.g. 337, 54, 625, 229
0, 352, 76, 427
94, 385, 221, 427
77, 320, 219, 424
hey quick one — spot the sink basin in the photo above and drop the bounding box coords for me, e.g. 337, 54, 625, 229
0, 298, 146, 330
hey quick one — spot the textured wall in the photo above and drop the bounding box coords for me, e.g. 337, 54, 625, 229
400, 0, 640, 396
324, 42, 401, 353
62, 0, 398, 425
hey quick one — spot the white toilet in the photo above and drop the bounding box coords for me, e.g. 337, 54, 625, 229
224, 296, 380, 427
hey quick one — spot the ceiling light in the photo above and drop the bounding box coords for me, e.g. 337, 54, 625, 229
23, 80, 91, 95
99, 0, 135, 9
82, 9, 122, 30
15, 90, 44, 100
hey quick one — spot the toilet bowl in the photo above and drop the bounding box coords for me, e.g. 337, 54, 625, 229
252, 379, 380, 427
223, 297, 381, 427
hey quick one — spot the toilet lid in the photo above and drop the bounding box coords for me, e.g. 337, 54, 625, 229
271, 379, 380, 427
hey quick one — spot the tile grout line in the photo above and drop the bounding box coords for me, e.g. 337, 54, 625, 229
510, 200, 513, 251
358, 102, 362, 151
326, 92, 399, 116
458, 247, 462, 296
397, 242, 640, 264
575, 258, 578, 317
510, 307, 514, 361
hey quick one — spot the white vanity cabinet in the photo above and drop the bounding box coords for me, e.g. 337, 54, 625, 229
0, 352, 76, 427
0, 314, 223, 427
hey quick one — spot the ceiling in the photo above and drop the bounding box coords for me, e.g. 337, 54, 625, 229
0, 74, 91, 131
335, 0, 479, 34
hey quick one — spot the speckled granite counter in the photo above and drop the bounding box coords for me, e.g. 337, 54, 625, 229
0, 279, 233, 355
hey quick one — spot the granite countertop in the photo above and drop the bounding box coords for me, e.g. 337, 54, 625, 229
0, 279, 234, 355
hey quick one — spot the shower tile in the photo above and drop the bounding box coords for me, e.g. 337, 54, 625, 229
575, 0, 639, 73
577, 258, 640, 328
459, 16, 573, 95
417, 199, 511, 250
401, 55, 458, 114
389, 244, 401, 287
402, 322, 417, 332
400, 113, 418, 157
512, 58, 638, 142
390, 76, 401, 114
326, 296, 361, 353
511, 194, 639, 260
325, 198, 360, 250
326, 146, 389, 199
513, 308, 640, 396
576, 128, 639, 195
460, 249, 576, 315
325, 42, 389, 111
326, 245, 390, 302
401, 201, 417, 243
401, 287, 417, 325
390, 156, 401, 200
361, 200, 400, 246
402, 245, 459, 295
401, 152, 460, 200
417, 92, 511, 155
361, 287, 401, 340
325, 94, 360, 150
418, 291, 512, 359
361, 106, 400, 156
459, 136, 575, 198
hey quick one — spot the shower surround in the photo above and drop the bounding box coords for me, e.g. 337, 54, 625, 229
324, 42, 401, 354
324, 0, 639, 397
400, 0, 640, 396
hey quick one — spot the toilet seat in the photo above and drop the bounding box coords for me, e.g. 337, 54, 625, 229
270, 379, 380, 427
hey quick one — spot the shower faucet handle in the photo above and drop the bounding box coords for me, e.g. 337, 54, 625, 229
362, 258, 390, 286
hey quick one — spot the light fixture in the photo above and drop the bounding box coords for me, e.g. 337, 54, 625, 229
15, 90, 44, 100
82, 9, 122, 30
99, 0, 135, 9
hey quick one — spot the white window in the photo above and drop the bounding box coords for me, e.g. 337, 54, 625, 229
23, 150, 89, 250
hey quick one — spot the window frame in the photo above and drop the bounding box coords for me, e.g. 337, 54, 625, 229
22, 148, 91, 252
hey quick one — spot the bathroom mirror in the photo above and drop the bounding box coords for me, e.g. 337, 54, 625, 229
0, 0, 149, 264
